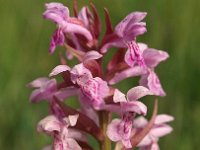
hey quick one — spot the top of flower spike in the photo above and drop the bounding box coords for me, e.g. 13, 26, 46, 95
29, 1, 173, 149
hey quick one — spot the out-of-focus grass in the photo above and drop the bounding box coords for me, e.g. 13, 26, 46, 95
0, 0, 199, 149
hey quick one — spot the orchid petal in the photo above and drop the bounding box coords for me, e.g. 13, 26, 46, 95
49, 65, 71, 77
27, 77, 49, 88
109, 66, 147, 85
54, 87, 79, 101
45, 3, 70, 17
154, 114, 174, 125
83, 51, 102, 62
37, 115, 61, 133
143, 48, 169, 68
68, 115, 79, 127
78, 7, 89, 27
150, 124, 173, 137
63, 22, 93, 41
122, 101, 147, 115
127, 86, 153, 101
123, 23, 147, 41
133, 116, 148, 128
30, 79, 57, 103
106, 119, 122, 142
115, 12, 147, 37
113, 89, 127, 103
43, 3, 69, 24
100, 36, 125, 53
140, 70, 166, 97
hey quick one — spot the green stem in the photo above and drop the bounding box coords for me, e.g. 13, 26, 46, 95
100, 111, 111, 150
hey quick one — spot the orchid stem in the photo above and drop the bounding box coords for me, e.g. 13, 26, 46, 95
100, 111, 111, 150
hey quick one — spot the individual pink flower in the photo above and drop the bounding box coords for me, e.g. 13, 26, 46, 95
134, 114, 174, 150
101, 12, 147, 67
106, 86, 153, 148
109, 43, 169, 96
70, 63, 109, 109
37, 114, 82, 150
43, 2, 93, 53
49, 63, 109, 110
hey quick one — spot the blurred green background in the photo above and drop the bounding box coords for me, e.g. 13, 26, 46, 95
0, 0, 200, 149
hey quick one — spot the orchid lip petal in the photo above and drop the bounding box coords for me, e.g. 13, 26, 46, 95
106, 119, 122, 142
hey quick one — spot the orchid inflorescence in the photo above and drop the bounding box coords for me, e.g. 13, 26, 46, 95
28, 1, 174, 150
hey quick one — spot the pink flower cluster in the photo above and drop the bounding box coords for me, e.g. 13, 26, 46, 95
28, 1, 174, 150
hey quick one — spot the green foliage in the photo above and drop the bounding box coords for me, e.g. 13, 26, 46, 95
0, 0, 199, 149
